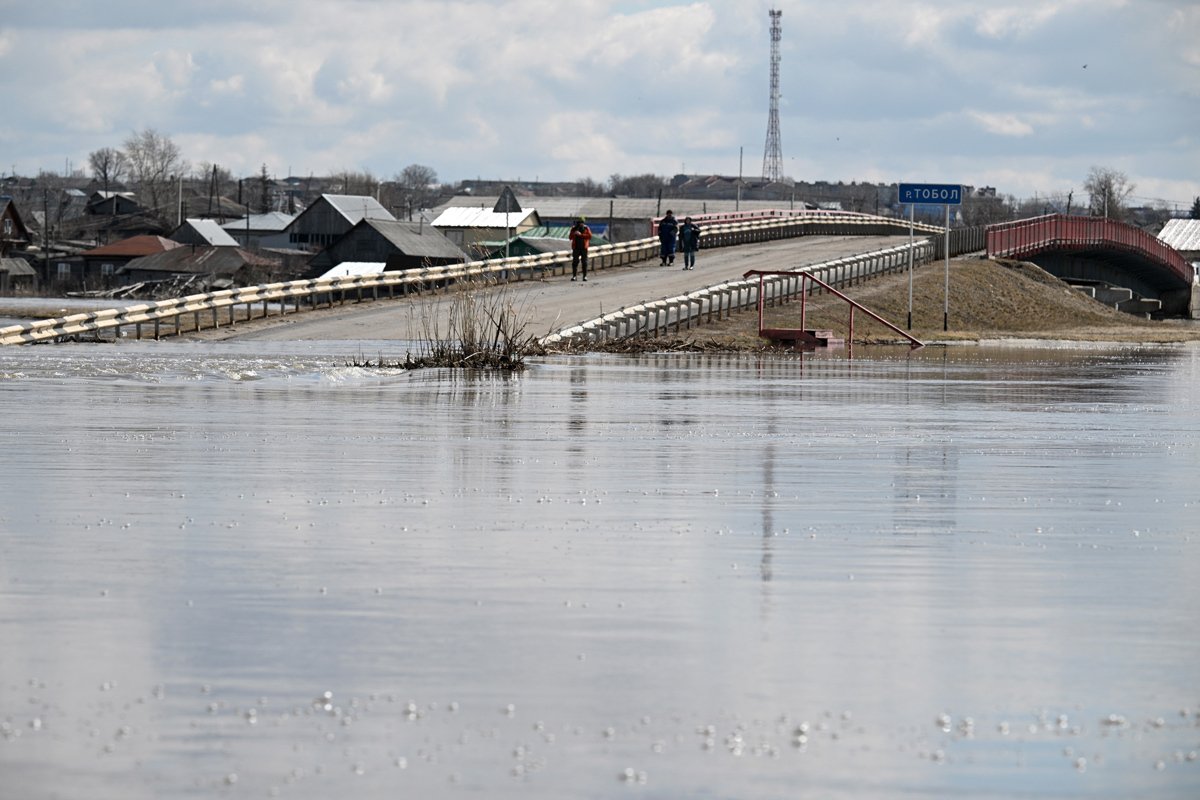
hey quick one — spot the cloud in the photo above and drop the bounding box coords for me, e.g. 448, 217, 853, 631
967, 111, 1035, 137
0, 0, 1195, 205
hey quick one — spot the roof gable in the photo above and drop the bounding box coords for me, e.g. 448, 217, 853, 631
432, 206, 540, 229
172, 218, 240, 247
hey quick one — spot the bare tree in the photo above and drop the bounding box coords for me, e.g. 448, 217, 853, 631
259, 164, 272, 214
123, 128, 188, 223
88, 147, 126, 194
397, 164, 438, 212
608, 173, 668, 197
1083, 166, 1135, 220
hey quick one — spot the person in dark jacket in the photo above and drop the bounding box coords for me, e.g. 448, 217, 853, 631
657, 210, 678, 266
569, 217, 592, 281
678, 216, 701, 270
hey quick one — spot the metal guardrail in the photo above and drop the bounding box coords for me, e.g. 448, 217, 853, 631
986, 214, 1191, 285
540, 226, 986, 345
0, 212, 949, 346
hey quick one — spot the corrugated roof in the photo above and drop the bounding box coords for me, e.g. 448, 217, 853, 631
83, 235, 184, 258
176, 218, 240, 247
1158, 219, 1200, 252
361, 219, 465, 259
323, 194, 394, 223
221, 212, 296, 233
0, 258, 36, 276
432, 206, 539, 229
120, 246, 276, 276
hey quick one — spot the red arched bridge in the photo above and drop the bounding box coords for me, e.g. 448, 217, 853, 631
986, 214, 1195, 317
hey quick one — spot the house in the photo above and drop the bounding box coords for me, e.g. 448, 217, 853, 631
0, 197, 31, 256
286, 194, 395, 250
87, 191, 142, 217
1158, 219, 1200, 271
120, 246, 282, 288
64, 235, 184, 289
307, 218, 465, 274
221, 212, 296, 249
171, 218, 240, 247
479, 226, 610, 260
0, 257, 37, 293
431, 206, 542, 257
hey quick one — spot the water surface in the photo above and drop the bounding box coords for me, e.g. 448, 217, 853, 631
2, 341, 1198, 799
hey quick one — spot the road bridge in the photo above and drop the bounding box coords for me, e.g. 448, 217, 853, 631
986, 215, 1195, 317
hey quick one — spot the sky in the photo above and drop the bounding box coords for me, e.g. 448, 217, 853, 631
2, 0, 1198, 208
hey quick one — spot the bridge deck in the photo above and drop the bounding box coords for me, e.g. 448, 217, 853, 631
205, 235, 911, 342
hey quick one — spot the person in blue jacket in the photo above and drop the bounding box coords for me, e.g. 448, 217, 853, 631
657, 210, 678, 266
678, 216, 701, 270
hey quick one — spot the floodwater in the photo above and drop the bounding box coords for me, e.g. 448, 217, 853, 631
1, 340, 1198, 799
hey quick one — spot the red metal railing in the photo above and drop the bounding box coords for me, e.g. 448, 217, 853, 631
743, 269, 924, 350
986, 214, 1191, 284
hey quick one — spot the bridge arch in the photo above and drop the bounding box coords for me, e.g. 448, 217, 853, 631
986, 215, 1194, 317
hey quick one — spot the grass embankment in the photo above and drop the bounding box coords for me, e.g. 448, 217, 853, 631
590, 257, 1200, 352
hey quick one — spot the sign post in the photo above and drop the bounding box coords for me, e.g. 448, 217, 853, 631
898, 183, 962, 331
493, 186, 521, 262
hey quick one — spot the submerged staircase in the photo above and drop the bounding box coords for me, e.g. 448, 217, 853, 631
759, 327, 845, 349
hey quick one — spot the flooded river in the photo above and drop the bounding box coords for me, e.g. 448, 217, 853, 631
1, 340, 1198, 799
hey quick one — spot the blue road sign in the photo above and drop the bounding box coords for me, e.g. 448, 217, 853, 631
898, 183, 962, 205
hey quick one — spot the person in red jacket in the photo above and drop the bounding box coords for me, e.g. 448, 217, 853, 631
569, 217, 592, 281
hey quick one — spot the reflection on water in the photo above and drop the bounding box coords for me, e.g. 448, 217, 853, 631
1, 341, 1198, 799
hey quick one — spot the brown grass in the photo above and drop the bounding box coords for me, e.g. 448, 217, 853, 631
636, 257, 1200, 350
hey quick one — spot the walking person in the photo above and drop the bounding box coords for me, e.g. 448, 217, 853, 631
657, 210, 679, 266
569, 217, 592, 281
679, 216, 701, 270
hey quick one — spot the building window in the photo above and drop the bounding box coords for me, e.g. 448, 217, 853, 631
2, 219, 11, 235
101, 263, 114, 276
57, 263, 71, 277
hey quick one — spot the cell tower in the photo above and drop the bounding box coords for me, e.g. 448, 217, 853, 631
762, 9, 784, 183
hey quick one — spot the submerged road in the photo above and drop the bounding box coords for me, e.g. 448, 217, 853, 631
207, 234, 912, 342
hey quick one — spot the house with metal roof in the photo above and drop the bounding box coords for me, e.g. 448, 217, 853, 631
431, 195, 809, 243
431, 206, 542, 256
171, 218, 240, 247
120, 246, 282, 288
307, 218, 466, 275
1158, 219, 1200, 280
221, 212, 296, 250
478, 226, 610, 260
286, 194, 395, 250
60, 235, 185, 289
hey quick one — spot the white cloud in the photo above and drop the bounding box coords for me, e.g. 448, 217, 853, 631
0, 0, 1195, 203
967, 111, 1035, 137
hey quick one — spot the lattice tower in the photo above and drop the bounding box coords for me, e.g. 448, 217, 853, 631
762, 9, 783, 183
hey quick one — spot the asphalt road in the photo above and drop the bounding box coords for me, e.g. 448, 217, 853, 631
206, 234, 913, 342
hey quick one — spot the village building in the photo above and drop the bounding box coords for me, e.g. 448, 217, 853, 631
0, 198, 31, 257
170, 218, 240, 247
0, 257, 37, 293
431, 206, 542, 258
58, 235, 184, 290
119, 246, 282, 289
1158, 218, 1200, 280
286, 194, 394, 250
221, 212, 296, 250
306, 218, 465, 275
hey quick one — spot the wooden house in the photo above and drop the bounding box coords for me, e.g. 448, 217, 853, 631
307, 219, 465, 274
286, 194, 394, 250
0, 198, 31, 257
